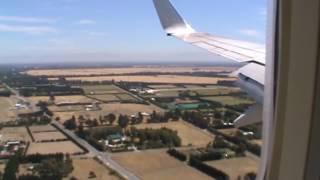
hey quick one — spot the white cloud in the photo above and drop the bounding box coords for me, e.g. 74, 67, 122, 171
77, 19, 96, 25
0, 24, 58, 34
239, 29, 261, 37
0, 16, 55, 23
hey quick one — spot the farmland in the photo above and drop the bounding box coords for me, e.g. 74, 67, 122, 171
0, 127, 31, 142
134, 121, 214, 147
66, 75, 235, 84
112, 150, 212, 180
25, 66, 237, 76
54, 95, 95, 105
201, 96, 254, 105
27, 141, 84, 155
54, 103, 164, 123
65, 158, 122, 180
26, 96, 50, 105
88, 94, 120, 102
29, 125, 58, 133
0, 97, 17, 123
82, 84, 125, 95
205, 157, 260, 179
32, 131, 67, 142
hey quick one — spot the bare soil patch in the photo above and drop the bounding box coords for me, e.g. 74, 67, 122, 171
112, 150, 212, 180
65, 158, 121, 180
27, 141, 83, 155
32, 131, 67, 142
0, 127, 31, 142
206, 157, 260, 179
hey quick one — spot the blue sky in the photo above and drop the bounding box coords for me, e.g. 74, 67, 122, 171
0, 0, 267, 64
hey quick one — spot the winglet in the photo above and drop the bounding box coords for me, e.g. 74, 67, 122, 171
153, 0, 195, 35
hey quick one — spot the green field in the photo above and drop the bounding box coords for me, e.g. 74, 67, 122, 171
201, 96, 254, 105
82, 85, 124, 95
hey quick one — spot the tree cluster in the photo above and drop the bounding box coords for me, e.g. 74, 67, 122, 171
130, 127, 181, 149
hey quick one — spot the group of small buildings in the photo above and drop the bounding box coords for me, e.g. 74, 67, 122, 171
0, 136, 26, 158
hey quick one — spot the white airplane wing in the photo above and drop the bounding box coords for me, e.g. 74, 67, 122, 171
153, 0, 266, 126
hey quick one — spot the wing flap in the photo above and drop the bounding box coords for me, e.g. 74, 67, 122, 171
234, 104, 263, 127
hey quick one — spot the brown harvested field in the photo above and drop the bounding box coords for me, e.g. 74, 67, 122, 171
87, 94, 120, 102
65, 158, 122, 180
218, 128, 241, 136
66, 75, 235, 84
54, 103, 164, 123
25, 67, 236, 76
0, 127, 31, 142
154, 90, 180, 98
0, 97, 17, 122
0, 163, 6, 173
27, 141, 83, 155
206, 157, 260, 179
29, 125, 57, 133
32, 131, 67, 142
54, 95, 95, 104
134, 121, 214, 147
26, 96, 50, 105
112, 150, 212, 180
116, 94, 137, 101
49, 105, 83, 112
148, 85, 178, 89
250, 139, 263, 146
82, 85, 124, 95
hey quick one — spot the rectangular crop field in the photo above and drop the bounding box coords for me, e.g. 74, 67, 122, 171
148, 85, 178, 89
115, 94, 137, 101
66, 158, 121, 180
54, 95, 94, 105
66, 75, 236, 85
194, 87, 241, 96
27, 141, 83, 155
0, 127, 31, 142
205, 157, 260, 179
112, 150, 212, 180
29, 125, 57, 133
82, 85, 124, 95
32, 131, 67, 142
0, 97, 16, 122
87, 94, 120, 102
26, 96, 50, 105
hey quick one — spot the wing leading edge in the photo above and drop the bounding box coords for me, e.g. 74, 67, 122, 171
153, 0, 266, 126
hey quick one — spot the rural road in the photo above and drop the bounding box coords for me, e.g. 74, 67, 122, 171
52, 121, 140, 180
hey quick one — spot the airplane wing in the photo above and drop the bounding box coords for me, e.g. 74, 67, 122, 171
153, 0, 266, 126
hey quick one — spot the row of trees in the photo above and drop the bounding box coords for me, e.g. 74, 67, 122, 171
129, 127, 181, 149
2, 152, 73, 180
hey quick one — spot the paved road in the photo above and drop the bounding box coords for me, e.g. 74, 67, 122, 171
52, 121, 140, 180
